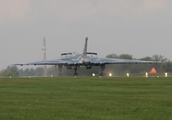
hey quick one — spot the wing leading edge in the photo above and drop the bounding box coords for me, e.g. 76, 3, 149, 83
90, 57, 158, 64
15, 59, 80, 66
15, 57, 158, 66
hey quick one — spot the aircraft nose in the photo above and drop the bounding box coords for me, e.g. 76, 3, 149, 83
83, 58, 91, 64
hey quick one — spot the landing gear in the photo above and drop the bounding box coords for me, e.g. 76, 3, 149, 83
58, 65, 63, 76
74, 73, 78, 77
99, 64, 105, 77
74, 67, 78, 77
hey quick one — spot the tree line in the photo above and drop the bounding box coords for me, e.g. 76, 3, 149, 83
1, 54, 172, 77
106, 54, 171, 74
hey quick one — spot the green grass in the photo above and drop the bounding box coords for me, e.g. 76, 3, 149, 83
0, 77, 172, 120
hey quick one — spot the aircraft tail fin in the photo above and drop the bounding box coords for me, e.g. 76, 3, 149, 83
83, 37, 88, 58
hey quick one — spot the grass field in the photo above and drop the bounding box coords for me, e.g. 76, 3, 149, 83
0, 77, 172, 120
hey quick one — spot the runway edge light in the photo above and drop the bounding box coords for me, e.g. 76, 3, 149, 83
145, 72, 148, 77
126, 73, 129, 77
92, 73, 95, 77
109, 72, 112, 77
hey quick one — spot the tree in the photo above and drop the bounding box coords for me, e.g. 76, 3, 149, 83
105, 53, 172, 74
106, 54, 118, 58
140, 56, 152, 61
106, 53, 133, 59
119, 54, 132, 59
0, 66, 19, 77
16, 67, 45, 76
152, 55, 168, 63
161, 61, 172, 72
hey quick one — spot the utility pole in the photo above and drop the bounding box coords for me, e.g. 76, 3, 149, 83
42, 37, 47, 76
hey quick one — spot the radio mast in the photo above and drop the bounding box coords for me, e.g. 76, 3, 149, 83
42, 37, 47, 76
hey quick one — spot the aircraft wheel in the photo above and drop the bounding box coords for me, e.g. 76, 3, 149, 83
74, 73, 78, 77
99, 73, 103, 77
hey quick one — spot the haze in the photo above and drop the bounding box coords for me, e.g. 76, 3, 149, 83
0, 0, 172, 70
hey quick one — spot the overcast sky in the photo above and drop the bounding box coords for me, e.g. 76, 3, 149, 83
0, 0, 172, 70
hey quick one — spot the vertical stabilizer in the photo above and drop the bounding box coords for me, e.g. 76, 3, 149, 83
83, 37, 88, 58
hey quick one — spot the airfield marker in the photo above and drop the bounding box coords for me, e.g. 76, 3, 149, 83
109, 73, 112, 77
126, 73, 129, 77
92, 73, 95, 77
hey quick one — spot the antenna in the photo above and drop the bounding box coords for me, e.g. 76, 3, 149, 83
42, 37, 47, 76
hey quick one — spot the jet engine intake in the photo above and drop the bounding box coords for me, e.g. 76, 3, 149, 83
83, 58, 91, 65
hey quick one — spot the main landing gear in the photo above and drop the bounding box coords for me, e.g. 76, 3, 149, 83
57, 65, 78, 77
58, 65, 63, 76
99, 64, 105, 77
57, 65, 105, 77
74, 67, 78, 77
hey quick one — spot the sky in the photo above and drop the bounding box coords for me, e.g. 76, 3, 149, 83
0, 0, 172, 70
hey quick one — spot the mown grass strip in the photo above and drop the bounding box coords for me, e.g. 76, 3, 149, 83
0, 77, 172, 120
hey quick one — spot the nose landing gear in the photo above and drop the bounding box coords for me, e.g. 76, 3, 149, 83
99, 64, 105, 77
74, 67, 78, 77
58, 65, 63, 76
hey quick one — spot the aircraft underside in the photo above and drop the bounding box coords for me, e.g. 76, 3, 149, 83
59, 64, 105, 77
